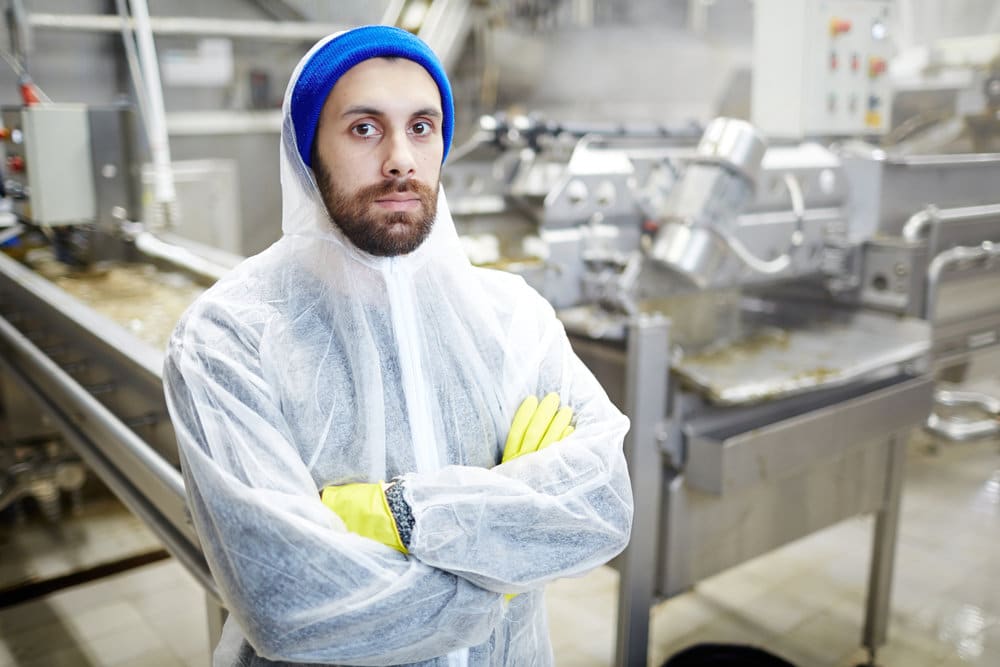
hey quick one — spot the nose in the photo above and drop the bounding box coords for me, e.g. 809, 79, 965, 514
382, 130, 416, 180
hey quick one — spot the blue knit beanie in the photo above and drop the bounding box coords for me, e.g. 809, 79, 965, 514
291, 25, 454, 167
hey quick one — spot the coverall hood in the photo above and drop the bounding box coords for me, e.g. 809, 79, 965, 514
279, 28, 462, 272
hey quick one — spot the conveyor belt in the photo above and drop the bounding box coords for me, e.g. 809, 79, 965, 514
0, 251, 218, 602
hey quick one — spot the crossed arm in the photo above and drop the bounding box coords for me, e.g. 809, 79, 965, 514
318, 391, 578, 555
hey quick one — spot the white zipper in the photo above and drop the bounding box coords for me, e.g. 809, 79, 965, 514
386, 262, 469, 667
447, 648, 470, 667
384, 260, 439, 474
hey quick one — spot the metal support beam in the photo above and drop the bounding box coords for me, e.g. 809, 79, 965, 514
206, 591, 228, 654
616, 314, 670, 667
27, 13, 345, 41
862, 432, 908, 660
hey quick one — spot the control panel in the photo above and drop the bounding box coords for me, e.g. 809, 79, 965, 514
1, 104, 96, 225
752, 0, 895, 139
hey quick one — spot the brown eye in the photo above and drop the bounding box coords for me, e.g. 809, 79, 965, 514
411, 121, 432, 136
352, 123, 380, 138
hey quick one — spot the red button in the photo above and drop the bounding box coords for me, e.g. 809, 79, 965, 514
869, 57, 887, 77
0, 127, 9, 140
830, 18, 852, 36
7, 155, 24, 172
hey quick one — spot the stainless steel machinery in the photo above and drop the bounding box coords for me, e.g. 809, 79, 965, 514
0, 240, 228, 636
0, 100, 228, 631
442, 111, 1000, 665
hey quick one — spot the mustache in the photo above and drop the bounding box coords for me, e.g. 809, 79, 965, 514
360, 178, 435, 201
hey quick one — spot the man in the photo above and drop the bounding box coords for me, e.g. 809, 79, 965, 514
164, 25, 632, 666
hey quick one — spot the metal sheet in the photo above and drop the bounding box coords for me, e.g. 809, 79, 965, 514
844, 151, 1000, 238
686, 375, 933, 495
674, 309, 931, 405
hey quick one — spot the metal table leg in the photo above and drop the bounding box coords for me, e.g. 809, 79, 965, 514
616, 315, 670, 667
862, 432, 908, 663
206, 592, 227, 661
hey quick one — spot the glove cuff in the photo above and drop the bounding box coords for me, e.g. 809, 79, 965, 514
384, 478, 415, 550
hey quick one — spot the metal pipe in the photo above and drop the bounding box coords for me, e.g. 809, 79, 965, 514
926, 412, 1000, 441
720, 171, 805, 277
128, 0, 176, 229
901, 206, 936, 242
418, 0, 473, 71
925, 240, 1000, 318
114, 0, 152, 145
27, 12, 345, 41
903, 202, 1000, 242
935, 389, 1000, 413
165, 110, 281, 136
724, 233, 791, 275
897, 152, 1000, 165
133, 231, 233, 283
927, 389, 1000, 442
926, 389, 1000, 442
380, 0, 407, 26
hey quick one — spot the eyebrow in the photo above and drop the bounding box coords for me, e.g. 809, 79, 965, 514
341, 105, 442, 119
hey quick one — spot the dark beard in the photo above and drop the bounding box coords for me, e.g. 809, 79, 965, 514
313, 154, 438, 257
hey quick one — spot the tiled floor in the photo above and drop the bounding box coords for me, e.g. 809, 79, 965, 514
1, 394, 998, 666
0, 557, 209, 666
0, 497, 164, 591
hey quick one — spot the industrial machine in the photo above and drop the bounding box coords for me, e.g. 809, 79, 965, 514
439, 102, 1000, 664
1, 2, 999, 666
0, 98, 228, 619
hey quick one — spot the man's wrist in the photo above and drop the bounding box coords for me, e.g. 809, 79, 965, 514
384, 478, 415, 550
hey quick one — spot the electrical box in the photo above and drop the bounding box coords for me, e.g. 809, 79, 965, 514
1, 104, 96, 225
752, 0, 895, 139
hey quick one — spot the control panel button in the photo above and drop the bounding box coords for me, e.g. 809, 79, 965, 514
6, 155, 25, 172
869, 57, 887, 78
829, 18, 852, 36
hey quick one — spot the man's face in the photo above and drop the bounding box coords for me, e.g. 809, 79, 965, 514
311, 57, 444, 257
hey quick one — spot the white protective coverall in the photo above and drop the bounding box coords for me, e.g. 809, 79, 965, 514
163, 34, 633, 667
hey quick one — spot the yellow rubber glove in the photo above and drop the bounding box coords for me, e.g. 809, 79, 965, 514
499, 393, 575, 602
501, 392, 575, 463
320, 482, 407, 554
